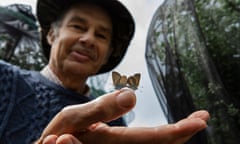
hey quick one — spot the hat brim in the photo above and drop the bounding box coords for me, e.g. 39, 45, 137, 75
37, 0, 135, 74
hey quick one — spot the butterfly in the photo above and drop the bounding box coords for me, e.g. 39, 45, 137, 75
112, 71, 141, 90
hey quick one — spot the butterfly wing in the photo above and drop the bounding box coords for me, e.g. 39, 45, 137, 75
133, 73, 141, 86
119, 75, 127, 86
127, 73, 141, 90
112, 71, 127, 89
112, 71, 121, 86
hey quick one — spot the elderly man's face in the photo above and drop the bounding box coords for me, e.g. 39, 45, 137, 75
47, 3, 112, 77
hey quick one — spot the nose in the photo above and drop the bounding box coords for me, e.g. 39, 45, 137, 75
79, 31, 96, 48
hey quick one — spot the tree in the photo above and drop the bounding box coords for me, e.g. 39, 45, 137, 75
0, 4, 47, 70
146, 0, 240, 143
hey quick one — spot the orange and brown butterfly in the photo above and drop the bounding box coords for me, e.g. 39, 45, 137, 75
112, 71, 141, 90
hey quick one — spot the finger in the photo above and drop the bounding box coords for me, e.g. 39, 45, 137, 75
77, 88, 136, 123
187, 110, 210, 121
62, 88, 136, 127
170, 117, 207, 138
56, 134, 83, 144
38, 88, 136, 142
42, 135, 58, 144
78, 111, 208, 144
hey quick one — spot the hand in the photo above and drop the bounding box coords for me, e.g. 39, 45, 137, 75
36, 88, 209, 144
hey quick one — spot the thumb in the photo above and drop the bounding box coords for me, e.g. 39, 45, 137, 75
37, 88, 136, 143
62, 88, 136, 125
91, 88, 136, 122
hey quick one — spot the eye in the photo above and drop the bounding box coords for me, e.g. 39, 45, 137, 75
96, 33, 107, 39
69, 24, 86, 31
96, 31, 111, 41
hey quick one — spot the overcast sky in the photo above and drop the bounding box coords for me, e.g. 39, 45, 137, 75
114, 0, 167, 127
0, 0, 167, 127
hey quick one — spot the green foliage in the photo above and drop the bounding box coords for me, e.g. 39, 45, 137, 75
147, 0, 240, 143
0, 4, 47, 70
90, 87, 107, 98
0, 31, 47, 71
87, 73, 109, 98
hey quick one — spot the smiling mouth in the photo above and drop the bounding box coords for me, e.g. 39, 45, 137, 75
70, 51, 92, 62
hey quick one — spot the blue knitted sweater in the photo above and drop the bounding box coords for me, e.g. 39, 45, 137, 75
0, 60, 125, 144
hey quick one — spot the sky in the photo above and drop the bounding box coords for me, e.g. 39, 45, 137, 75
0, 0, 167, 127
112, 0, 167, 127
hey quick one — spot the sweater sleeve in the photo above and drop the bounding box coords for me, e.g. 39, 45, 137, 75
0, 61, 127, 144
0, 60, 18, 138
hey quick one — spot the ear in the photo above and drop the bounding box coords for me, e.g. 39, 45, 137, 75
47, 28, 55, 45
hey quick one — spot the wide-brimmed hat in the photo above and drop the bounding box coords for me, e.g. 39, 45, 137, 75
37, 0, 135, 74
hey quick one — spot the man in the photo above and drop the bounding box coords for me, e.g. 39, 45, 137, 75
0, 0, 209, 144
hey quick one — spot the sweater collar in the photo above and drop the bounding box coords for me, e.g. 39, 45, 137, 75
40, 66, 90, 96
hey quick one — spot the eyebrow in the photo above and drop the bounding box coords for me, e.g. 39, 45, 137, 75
69, 16, 86, 24
69, 16, 112, 35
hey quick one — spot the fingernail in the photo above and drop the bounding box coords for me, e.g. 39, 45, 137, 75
41, 135, 57, 144
117, 88, 136, 108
